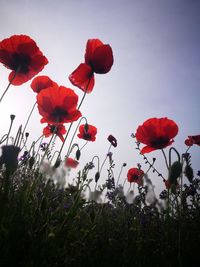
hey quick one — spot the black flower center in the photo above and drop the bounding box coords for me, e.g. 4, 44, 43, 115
51, 107, 68, 123
150, 137, 169, 149
132, 174, 139, 180
12, 53, 31, 73
83, 133, 91, 140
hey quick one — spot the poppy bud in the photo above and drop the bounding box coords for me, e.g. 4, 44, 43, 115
169, 161, 182, 183
95, 171, 100, 183
10, 114, 16, 121
184, 165, 194, 183
0, 145, 20, 174
76, 149, 81, 160
54, 159, 61, 169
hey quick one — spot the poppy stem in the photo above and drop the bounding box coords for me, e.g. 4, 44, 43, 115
126, 183, 131, 194
161, 149, 169, 170
20, 101, 37, 147
56, 122, 74, 160
40, 132, 56, 164
65, 117, 88, 159
6, 115, 15, 145
99, 143, 112, 174
35, 135, 44, 156
77, 77, 91, 110
0, 134, 8, 145
122, 177, 127, 188
80, 140, 88, 151
0, 65, 21, 104
56, 78, 91, 162
13, 125, 22, 147
168, 147, 181, 168
91, 156, 100, 190
116, 164, 125, 187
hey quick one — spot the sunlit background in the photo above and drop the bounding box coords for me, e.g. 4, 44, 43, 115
0, 0, 199, 196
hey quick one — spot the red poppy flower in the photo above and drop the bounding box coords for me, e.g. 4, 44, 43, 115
31, 75, 57, 93
65, 157, 79, 169
43, 124, 66, 142
127, 168, 144, 186
135, 117, 178, 154
77, 124, 97, 142
107, 135, 117, 147
0, 35, 48, 85
185, 135, 200, 147
69, 39, 113, 93
37, 85, 82, 124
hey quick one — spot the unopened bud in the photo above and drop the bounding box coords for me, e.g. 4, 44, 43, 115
95, 171, 100, 183
76, 149, 81, 160
54, 159, 61, 169
169, 161, 182, 183
10, 114, 16, 121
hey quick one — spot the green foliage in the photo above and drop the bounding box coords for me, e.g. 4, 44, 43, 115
0, 161, 199, 267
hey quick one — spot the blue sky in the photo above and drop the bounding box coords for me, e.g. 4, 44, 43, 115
0, 0, 199, 194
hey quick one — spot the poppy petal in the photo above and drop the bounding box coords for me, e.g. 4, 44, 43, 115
37, 86, 82, 124
0, 34, 48, 85
140, 146, 157, 154
69, 63, 95, 93
85, 39, 104, 65
8, 71, 34, 85
92, 45, 114, 74
31, 75, 58, 93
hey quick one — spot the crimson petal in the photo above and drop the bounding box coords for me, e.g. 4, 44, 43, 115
69, 63, 95, 93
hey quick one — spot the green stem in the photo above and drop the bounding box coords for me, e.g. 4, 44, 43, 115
40, 132, 56, 164
0, 65, 21, 104
116, 164, 124, 187
99, 143, 112, 174
65, 117, 88, 158
6, 118, 14, 145
56, 78, 91, 161
80, 140, 88, 151
20, 101, 37, 147
161, 149, 169, 170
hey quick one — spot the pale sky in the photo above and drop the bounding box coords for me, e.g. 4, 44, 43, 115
0, 0, 199, 194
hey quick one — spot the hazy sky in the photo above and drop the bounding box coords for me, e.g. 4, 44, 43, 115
0, 0, 199, 194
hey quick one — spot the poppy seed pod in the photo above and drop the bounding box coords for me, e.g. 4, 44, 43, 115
0, 145, 20, 174
10, 114, 16, 121
168, 161, 182, 183
76, 149, 81, 160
